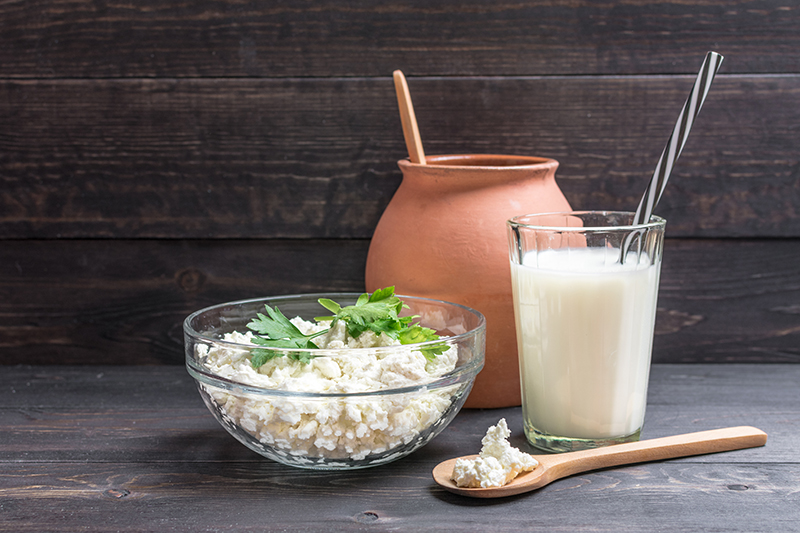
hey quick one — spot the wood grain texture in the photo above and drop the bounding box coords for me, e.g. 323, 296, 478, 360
0, 365, 796, 532
1, 238, 798, 365
0, 462, 795, 532
654, 239, 800, 363
0, 239, 369, 365
0, 0, 798, 78
1, 76, 798, 239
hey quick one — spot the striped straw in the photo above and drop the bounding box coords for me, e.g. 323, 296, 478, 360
633, 51, 724, 226
622, 51, 724, 261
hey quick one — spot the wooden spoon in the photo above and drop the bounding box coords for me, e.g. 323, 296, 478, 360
433, 426, 767, 498
393, 70, 426, 164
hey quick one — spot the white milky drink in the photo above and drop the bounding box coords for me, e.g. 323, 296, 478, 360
511, 247, 661, 441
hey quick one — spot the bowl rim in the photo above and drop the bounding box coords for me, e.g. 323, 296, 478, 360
184, 292, 486, 398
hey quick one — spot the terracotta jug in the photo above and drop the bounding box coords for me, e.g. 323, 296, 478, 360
365, 154, 571, 408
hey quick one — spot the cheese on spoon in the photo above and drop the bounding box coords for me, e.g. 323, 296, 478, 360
451, 418, 538, 488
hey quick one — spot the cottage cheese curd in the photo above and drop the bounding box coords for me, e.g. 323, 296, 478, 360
451, 418, 538, 488
197, 317, 460, 462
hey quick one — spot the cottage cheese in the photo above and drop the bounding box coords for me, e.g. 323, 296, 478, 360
197, 317, 460, 462
451, 418, 538, 488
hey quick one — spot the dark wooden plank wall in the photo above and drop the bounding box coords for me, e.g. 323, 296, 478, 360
1, 0, 798, 365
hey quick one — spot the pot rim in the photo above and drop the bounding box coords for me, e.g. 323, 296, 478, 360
399, 153, 558, 171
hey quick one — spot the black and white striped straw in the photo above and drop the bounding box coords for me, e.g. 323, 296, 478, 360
632, 51, 724, 226
621, 51, 724, 263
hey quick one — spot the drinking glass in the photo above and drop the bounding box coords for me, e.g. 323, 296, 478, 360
507, 211, 666, 452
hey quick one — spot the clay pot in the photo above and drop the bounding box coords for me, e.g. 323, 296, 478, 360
365, 154, 571, 408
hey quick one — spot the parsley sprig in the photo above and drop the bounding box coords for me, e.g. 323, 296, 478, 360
246, 287, 447, 368
246, 304, 328, 367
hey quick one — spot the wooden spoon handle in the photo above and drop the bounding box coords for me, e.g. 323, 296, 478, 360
393, 70, 426, 165
549, 426, 767, 480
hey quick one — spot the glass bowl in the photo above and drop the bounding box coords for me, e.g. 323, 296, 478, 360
184, 293, 486, 470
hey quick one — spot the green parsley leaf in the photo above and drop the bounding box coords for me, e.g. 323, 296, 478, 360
251, 346, 316, 367
316, 286, 407, 339
246, 287, 445, 367
246, 304, 328, 368
397, 324, 438, 345
398, 324, 448, 362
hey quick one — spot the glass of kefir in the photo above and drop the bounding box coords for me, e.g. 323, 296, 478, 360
507, 211, 666, 452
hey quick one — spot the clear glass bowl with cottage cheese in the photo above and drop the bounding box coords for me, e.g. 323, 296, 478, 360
184, 293, 486, 470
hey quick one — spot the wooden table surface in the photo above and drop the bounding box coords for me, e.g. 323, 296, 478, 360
1, 363, 798, 532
